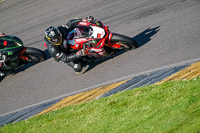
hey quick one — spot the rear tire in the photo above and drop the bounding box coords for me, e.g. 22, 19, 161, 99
24, 47, 46, 63
110, 33, 138, 50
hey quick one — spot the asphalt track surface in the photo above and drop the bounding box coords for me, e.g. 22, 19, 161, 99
0, 0, 200, 117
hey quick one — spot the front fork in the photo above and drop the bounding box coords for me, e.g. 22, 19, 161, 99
19, 47, 29, 61
106, 33, 122, 49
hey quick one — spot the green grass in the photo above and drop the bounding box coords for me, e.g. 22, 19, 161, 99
1, 77, 200, 133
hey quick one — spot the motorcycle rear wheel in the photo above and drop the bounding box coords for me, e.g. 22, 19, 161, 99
110, 33, 138, 50
24, 47, 46, 63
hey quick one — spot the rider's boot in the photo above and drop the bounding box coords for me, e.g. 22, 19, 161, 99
74, 60, 89, 74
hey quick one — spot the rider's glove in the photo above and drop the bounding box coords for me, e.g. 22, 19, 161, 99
87, 16, 95, 23
83, 16, 95, 23
76, 49, 87, 57
0, 32, 5, 36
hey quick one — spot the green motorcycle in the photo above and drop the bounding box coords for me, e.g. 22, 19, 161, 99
0, 35, 46, 77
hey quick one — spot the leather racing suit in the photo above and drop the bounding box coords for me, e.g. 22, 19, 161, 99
44, 18, 86, 73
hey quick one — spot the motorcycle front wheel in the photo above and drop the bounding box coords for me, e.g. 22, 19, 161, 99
24, 47, 46, 63
110, 33, 138, 50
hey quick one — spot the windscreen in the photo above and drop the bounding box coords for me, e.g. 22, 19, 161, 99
75, 26, 93, 38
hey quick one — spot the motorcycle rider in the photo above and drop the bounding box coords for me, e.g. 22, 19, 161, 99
0, 32, 23, 77
44, 16, 99, 74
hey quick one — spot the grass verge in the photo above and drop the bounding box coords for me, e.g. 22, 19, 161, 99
1, 77, 200, 133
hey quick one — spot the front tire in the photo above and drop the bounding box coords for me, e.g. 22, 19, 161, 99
110, 33, 138, 50
24, 47, 46, 63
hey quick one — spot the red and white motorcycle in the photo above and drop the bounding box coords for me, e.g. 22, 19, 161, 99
45, 20, 138, 62
66, 20, 138, 61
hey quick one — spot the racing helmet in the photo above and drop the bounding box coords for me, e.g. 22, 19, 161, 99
45, 26, 62, 45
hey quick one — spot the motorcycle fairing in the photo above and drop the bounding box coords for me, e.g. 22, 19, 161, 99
67, 22, 108, 50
